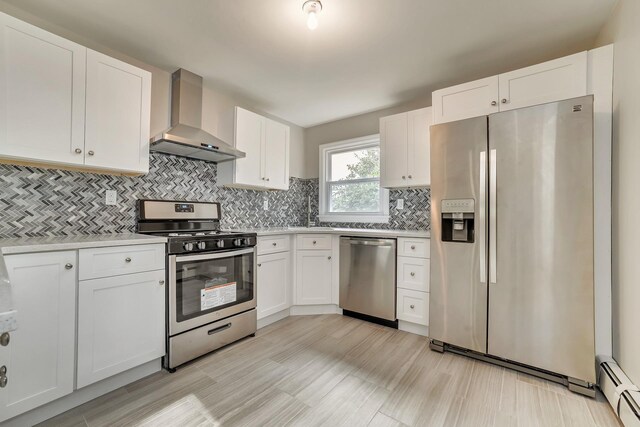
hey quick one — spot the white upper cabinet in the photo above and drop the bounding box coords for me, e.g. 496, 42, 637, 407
0, 11, 151, 174
85, 49, 151, 173
219, 107, 290, 190
432, 76, 499, 125
0, 12, 86, 166
380, 107, 431, 188
432, 51, 589, 124
498, 51, 587, 112
0, 251, 77, 423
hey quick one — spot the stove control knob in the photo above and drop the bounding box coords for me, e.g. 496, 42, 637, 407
183, 242, 194, 251
216, 240, 225, 248
234, 238, 244, 247
197, 241, 207, 250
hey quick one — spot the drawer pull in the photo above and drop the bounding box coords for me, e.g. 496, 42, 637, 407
74, 148, 82, 154
410, 245, 416, 250
65, 263, 73, 270
272, 242, 277, 246
208, 323, 232, 335
125, 257, 132, 263
410, 272, 415, 277
159, 280, 165, 286
0, 332, 9, 347
313, 240, 317, 244
328, 256, 332, 260
257, 263, 262, 267
410, 304, 415, 309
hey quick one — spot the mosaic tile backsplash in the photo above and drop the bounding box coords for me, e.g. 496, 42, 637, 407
0, 153, 430, 239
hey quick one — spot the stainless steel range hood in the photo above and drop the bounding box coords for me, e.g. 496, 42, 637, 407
150, 69, 245, 162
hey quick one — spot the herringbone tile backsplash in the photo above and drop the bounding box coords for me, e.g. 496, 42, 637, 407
0, 153, 429, 238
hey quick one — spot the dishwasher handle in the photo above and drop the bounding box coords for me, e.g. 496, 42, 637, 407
346, 238, 395, 247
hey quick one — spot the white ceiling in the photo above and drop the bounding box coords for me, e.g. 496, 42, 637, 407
0, 0, 616, 127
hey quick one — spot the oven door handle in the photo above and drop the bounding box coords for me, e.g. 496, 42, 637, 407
173, 247, 256, 263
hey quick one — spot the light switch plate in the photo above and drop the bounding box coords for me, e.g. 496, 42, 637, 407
397, 199, 404, 210
0, 310, 18, 333
105, 190, 117, 206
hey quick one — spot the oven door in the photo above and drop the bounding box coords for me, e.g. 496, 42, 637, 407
168, 247, 256, 335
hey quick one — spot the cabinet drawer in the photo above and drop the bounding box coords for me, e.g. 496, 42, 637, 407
296, 234, 332, 250
397, 288, 429, 325
79, 244, 165, 280
397, 257, 430, 292
257, 234, 290, 255
398, 238, 430, 258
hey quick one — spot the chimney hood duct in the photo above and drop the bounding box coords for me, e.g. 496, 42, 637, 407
150, 69, 245, 162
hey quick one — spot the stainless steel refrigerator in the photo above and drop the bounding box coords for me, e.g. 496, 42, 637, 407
429, 95, 596, 395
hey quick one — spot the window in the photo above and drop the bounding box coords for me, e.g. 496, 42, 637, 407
319, 135, 389, 223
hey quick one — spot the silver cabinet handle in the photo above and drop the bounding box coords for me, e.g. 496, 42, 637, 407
0, 365, 6, 388
410, 304, 415, 309
272, 242, 277, 246
159, 280, 165, 286
88, 150, 95, 156
125, 257, 132, 263
410, 245, 416, 250
501, 99, 508, 104
491, 101, 497, 106
0, 333, 9, 347
410, 272, 415, 277
408, 175, 412, 179
65, 263, 73, 270
312, 240, 317, 244
257, 263, 262, 267
75, 148, 82, 154
402, 176, 406, 180
479, 151, 487, 284
266, 178, 270, 181
489, 149, 497, 284
328, 256, 332, 260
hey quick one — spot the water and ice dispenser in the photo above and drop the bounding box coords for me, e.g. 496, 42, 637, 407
440, 199, 475, 243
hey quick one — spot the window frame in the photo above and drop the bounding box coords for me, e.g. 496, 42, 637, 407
318, 134, 389, 223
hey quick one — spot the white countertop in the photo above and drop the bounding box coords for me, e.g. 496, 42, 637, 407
224, 227, 430, 239
0, 233, 167, 256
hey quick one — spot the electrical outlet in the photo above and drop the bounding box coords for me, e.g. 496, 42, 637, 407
105, 190, 117, 206
263, 199, 269, 210
0, 310, 18, 333
397, 199, 404, 210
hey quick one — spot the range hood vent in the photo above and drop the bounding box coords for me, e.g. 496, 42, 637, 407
150, 69, 245, 163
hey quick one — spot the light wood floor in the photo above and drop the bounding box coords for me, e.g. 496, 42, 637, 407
39, 314, 620, 427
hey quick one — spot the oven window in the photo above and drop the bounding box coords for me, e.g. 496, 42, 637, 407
175, 251, 254, 322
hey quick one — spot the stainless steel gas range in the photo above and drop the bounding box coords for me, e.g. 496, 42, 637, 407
137, 199, 257, 371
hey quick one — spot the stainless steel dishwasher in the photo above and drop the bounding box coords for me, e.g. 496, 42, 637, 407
339, 237, 397, 325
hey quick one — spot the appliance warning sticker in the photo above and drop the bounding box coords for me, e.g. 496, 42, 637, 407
201, 282, 237, 310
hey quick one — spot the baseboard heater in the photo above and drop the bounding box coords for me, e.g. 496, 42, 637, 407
598, 356, 640, 426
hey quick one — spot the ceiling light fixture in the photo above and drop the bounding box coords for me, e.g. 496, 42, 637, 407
302, 0, 322, 30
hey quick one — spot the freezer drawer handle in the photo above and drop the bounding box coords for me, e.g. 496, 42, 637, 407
208, 323, 232, 335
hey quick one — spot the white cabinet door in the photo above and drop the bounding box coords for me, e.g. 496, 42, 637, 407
406, 107, 432, 187
0, 12, 86, 166
77, 270, 165, 388
264, 118, 290, 190
257, 252, 290, 319
296, 250, 333, 305
498, 51, 587, 112
432, 76, 499, 124
233, 107, 265, 188
380, 112, 408, 188
0, 251, 76, 422
85, 49, 151, 173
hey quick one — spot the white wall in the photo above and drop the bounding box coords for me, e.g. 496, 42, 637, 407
0, 3, 306, 179
595, 0, 640, 386
303, 96, 431, 178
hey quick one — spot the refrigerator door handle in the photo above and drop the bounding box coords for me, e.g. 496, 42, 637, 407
489, 149, 497, 284
479, 151, 487, 283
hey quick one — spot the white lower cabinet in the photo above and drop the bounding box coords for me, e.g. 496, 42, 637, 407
0, 251, 77, 423
397, 288, 429, 325
77, 270, 165, 388
257, 251, 290, 319
295, 249, 333, 305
